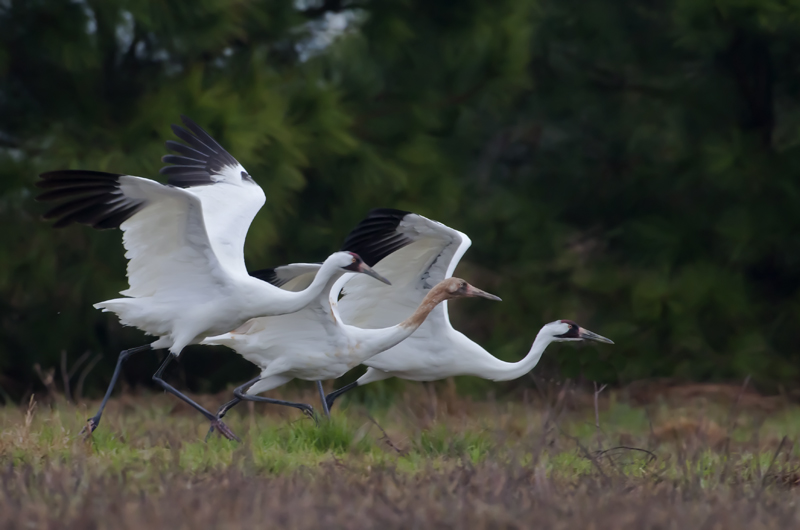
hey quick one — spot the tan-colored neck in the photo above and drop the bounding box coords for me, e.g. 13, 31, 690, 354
400, 283, 451, 329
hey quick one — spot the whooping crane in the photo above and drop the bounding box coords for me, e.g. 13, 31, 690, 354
317, 209, 614, 409
35, 116, 389, 439
201, 276, 500, 424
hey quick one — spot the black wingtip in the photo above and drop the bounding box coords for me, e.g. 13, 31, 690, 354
340, 208, 414, 267
367, 207, 412, 218
34, 170, 143, 230
161, 116, 240, 188
249, 267, 281, 286
179, 115, 201, 131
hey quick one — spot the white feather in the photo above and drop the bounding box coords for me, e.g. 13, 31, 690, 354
332, 212, 470, 340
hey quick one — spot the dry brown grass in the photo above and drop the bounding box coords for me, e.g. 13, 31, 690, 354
2, 460, 799, 529
1, 381, 799, 528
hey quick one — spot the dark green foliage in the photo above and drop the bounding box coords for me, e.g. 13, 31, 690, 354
1, 0, 799, 399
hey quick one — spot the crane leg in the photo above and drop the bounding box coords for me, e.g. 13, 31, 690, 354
324, 381, 359, 412
81, 344, 152, 437
204, 377, 318, 440
232, 378, 317, 421
152, 354, 240, 442
204, 377, 259, 442
316, 381, 331, 419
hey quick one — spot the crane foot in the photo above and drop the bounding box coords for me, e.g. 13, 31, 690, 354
79, 417, 99, 439
207, 418, 241, 442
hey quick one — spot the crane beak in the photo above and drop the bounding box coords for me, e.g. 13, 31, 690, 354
579, 327, 614, 344
358, 263, 392, 285
465, 285, 502, 301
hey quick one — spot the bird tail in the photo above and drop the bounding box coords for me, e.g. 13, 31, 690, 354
94, 298, 142, 328
94, 297, 168, 340
200, 333, 235, 347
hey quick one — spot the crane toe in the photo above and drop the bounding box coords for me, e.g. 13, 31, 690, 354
79, 417, 99, 439
208, 418, 241, 442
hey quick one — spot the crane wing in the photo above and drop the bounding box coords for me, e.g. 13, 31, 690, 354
160, 115, 266, 277
37, 116, 266, 283
250, 263, 323, 292
37, 171, 230, 302
333, 209, 472, 330
244, 209, 425, 293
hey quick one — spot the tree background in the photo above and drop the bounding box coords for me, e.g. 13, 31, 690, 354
2, 0, 799, 403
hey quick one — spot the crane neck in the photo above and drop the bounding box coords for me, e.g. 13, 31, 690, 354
471, 328, 556, 382
398, 285, 449, 331
253, 258, 344, 316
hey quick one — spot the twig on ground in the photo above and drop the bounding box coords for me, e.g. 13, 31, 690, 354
60, 351, 72, 404
556, 423, 609, 481
594, 382, 607, 450
594, 382, 607, 429
426, 382, 438, 422
754, 421, 763, 483
529, 378, 571, 467
643, 405, 656, 448
595, 446, 658, 467
33, 363, 57, 398
67, 351, 91, 381
366, 413, 403, 454
75, 355, 102, 402
23, 394, 37, 434
757, 435, 788, 499
727, 375, 751, 426
719, 375, 751, 485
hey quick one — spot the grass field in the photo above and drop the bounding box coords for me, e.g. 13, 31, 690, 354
2, 379, 800, 528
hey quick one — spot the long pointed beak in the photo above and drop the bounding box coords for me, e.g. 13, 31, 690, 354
358, 263, 392, 285
579, 327, 614, 344
465, 285, 502, 301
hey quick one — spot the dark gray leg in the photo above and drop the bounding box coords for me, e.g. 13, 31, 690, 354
316, 381, 330, 419
82, 344, 152, 435
204, 377, 258, 442
324, 381, 359, 411
204, 377, 322, 440
215, 395, 245, 422
232, 378, 316, 419
152, 354, 240, 442
205, 396, 244, 442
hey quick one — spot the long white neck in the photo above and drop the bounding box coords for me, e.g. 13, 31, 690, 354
462, 327, 556, 382
249, 258, 344, 317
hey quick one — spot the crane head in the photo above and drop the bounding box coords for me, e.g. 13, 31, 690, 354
548, 320, 614, 344
340, 251, 391, 285
442, 278, 502, 301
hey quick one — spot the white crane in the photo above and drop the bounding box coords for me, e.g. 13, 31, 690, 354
35, 116, 389, 439
201, 275, 500, 424
309, 209, 614, 409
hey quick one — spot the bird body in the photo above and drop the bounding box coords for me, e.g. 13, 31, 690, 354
316, 209, 480, 382
202, 277, 500, 396
355, 320, 611, 386
316, 209, 613, 408
38, 118, 382, 356
36, 116, 389, 437
96, 239, 365, 355
245, 209, 487, 384
206, 272, 354, 385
